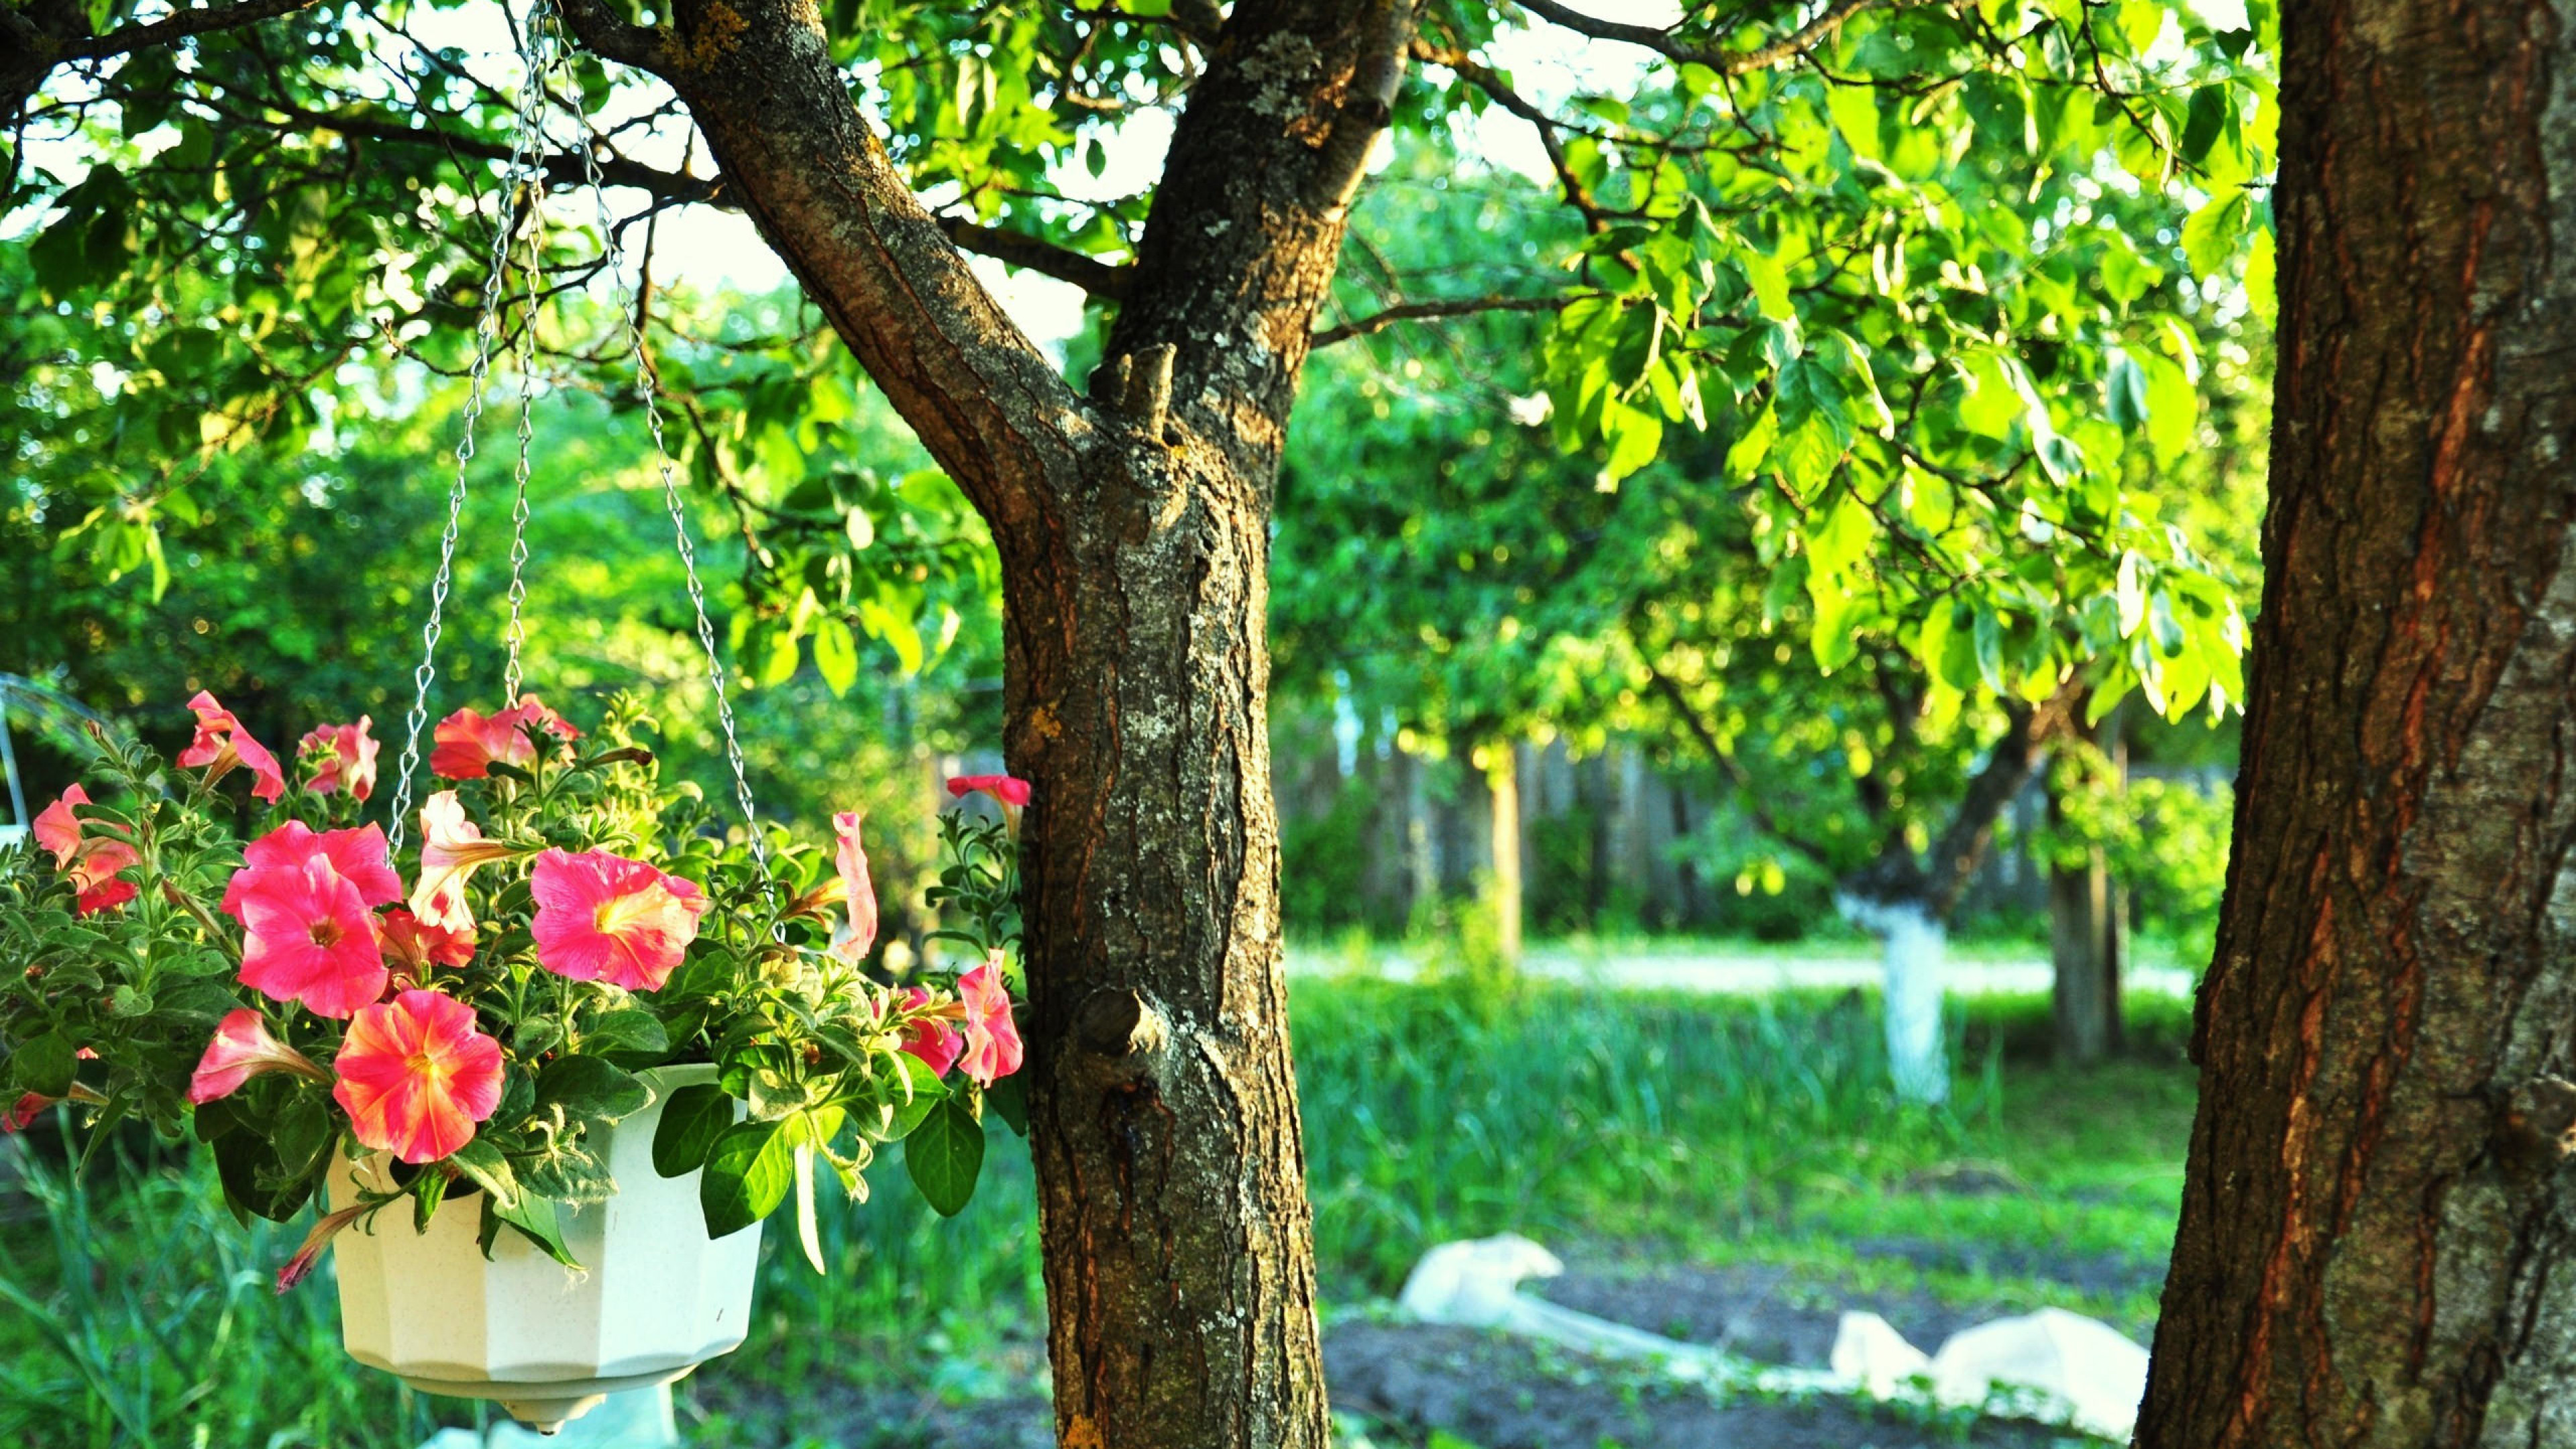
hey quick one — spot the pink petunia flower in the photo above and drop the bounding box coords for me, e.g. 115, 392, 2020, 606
429, 696, 579, 780
506, 694, 581, 744
946, 773, 1032, 808
956, 953, 1024, 1086
529, 849, 709, 992
1, 1093, 48, 1133
187, 1009, 330, 1104
330, 989, 503, 1166
406, 792, 517, 932
221, 822, 402, 920
233, 857, 389, 1018
274, 1201, 371, 1293
374, 908, 476, 989
429, 705, 533, 781
299, 717, 380, 801
896, 985, 963, 1077
33, 785, 141, 916
178, 691, 286, 802
831, 811, 879, 963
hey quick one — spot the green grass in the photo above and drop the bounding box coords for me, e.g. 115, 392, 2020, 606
0, 979, 2198, 1446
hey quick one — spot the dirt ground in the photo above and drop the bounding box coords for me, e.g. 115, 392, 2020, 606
688, 1223, 2158, 1446
692, 1316, 2110, 1448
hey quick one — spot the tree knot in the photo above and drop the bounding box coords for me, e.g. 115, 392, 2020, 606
2496, 1075, 2576, 1169
1073, 987, 1170, 1075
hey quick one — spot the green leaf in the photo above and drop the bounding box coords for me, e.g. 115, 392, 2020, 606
793, 1144, 826, 1273
535, 1056, 652, 1124
584, 1009, 669, 1059
2244, 226, 2278, 324
1597, 402, 1663, 488
985, 1071, 1029, 1136
700, 1118, 796, 1238
1739, 249, 1793, 321
2182, 193, 2252, 280
812, 618, 859, 696
903, 1095, 985, 1218
11, 1032, 76, 1097
653, 1083, 737, 1179
490, 1191, 582, 1269
2139, 350, 2198, 466
2181, 85, 2229, 166
446, 1138, 522, 1211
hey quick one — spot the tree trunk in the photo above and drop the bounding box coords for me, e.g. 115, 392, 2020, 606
2047, 843, 2115, 1064
548, 2, 1419, 1443
2135, 0, 2576, 1432
1844, 895, 1952, 1105
2047, 720, 2123, 1065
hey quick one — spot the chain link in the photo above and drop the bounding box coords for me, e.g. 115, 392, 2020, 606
387, 9, 559, 854
547, 5, 767, 863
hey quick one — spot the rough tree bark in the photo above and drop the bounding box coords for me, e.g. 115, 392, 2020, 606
547, 2, 1417, 1444
2135, 0, 2576, 1434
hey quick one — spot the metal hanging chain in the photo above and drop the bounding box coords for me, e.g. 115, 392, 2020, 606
386, 9, 559, 854
545, 3, 767, 865
499, 118, 552, 707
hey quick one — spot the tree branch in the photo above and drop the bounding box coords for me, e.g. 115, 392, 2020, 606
64, 0, 322, 60
554, 0, 1081, 542
1412, 40, 1615, 230
1517, 0, 1889, 75
1633, 637, 1840, 870
1311, 291, 1575, 345
937, 215, 1133, 301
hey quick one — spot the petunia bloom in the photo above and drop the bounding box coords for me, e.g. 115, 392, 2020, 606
331, 989, 504, 1165
946, 773, 1032, 808
274, 1201, 372, 1293
429, 695, 578, 780
1, 1093, 48, 1133
406, 792, 517, 932
529, 849, 709, 992
233, 857, 389, 1018
33, 785, 141, 916
374, 908, 476, 989
956, 954, 1024, 1086
187, 1009, 329, 1104
831, 811, 879, 963
896, 985, 963, 1077
221, 821, 402, 920
506, 694, 581, 744
299, 717, 380, 801
178, 691, 286, 802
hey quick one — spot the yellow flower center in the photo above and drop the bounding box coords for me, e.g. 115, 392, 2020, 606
406, 1051, 445, 1083
308, 920, 342, 948
593, 888, 665, 938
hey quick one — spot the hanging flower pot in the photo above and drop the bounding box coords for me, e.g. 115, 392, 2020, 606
0, 9, 1034, 1432
327, 1064, 761, 1432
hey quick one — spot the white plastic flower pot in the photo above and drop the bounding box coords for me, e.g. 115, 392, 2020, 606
327, 1063, 761, 1433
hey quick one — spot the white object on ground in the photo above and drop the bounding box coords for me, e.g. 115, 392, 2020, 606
1840, 895, 1949, 1104
333, 1064, 760, 1434
1830, 1311, 1931, 1397
1927, 1307, 2151, 1440
1399, 1236, 2149, 1440
1397, 1234, 1839, 1395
